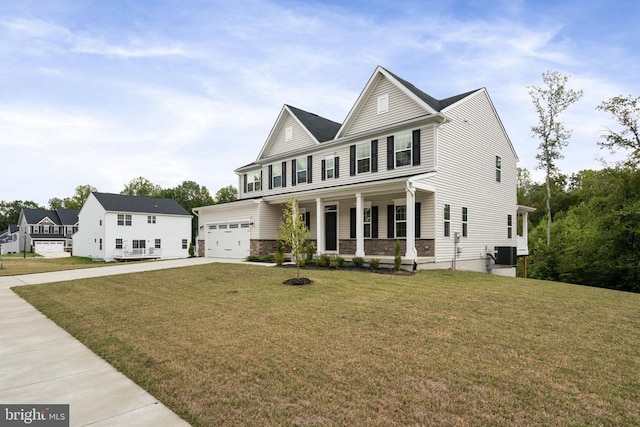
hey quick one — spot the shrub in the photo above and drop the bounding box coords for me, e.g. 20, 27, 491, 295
352, 256, 364, 267
275, 240, 285, 266
369, 258, 380, 269
317, 254, 331, 267
306, 244, 315, 264
188, 242, 195, 257
330, 256, 345, 268
394, 241, 402, 271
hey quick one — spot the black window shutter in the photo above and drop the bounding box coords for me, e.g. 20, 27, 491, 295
291, 159, 297, 186
350, 145, 356, 176
243, 174, 248, 193
415, 202, 421, 238
350, 208, 356, 239
372, 206, 379, 238
260, 170, 263, 189
335, 157, 340, 178
387, 204, 394, 238
282, 161, 287, 187
307, 155, 313, 183
321, 159, 326, 180
412, 129, 421, 166
305, 211, 311, 230
268, 165, 273, 189
387, 136, 395, 170
371, 139, 378, 172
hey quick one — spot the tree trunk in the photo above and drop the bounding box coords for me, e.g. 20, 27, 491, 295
545, 174, 552, 246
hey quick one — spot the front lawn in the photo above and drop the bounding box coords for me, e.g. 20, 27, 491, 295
13, 265, 640, 426
0, 254, 105, 276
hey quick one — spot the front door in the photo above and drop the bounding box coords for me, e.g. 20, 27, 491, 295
325, 205, 337, 251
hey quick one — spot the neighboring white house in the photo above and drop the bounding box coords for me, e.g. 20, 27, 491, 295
73, 192, 192, 262
0, 225, 20, 254
9, 209, 80, 254
194, 66, 533, 275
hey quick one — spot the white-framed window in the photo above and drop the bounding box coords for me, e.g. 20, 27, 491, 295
325, 156, 335, 179
395, 131, 412, 167
148, 215, 156, 224
462, 207, 468, 238
272, 163, 282, 188
133, 240, 145, 249
507, 214, 513, 239
364, 206, 372, 238
99, 238, 102, 250
155, 239, 161, 249
247, 171, 261, 192
117, 214, 132, 226
182, 239, 188, 249
296, 156, 307, 184
444, 204, 451, 237
377, 94, 389, 114
285, 126, 293, 141
115, 238, 123, 249
496, 156, 502, 182
356, 142, 371, 174
395, 205, 407, 238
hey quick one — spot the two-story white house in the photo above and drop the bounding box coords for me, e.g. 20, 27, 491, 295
194, 66, 532, 275
73, 192, 192, 262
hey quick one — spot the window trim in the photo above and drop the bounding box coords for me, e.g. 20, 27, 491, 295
496, 156, 502, 182
395, 204, 407, 239
444, 204, 451, 237
147, 215, 156, 224
462, 207, 468, 238
296, 156, 308, 184
182, 239, 188, 250
154, 239, 161, 249
356, 142, 371, 174
394, 131, 412, 168
507, 214, 513, 239
272, 163, 282, 188
117, 214, 132, 226
325, 156, 335, 179
246, 171, 262, 192
115, 238, 123, 249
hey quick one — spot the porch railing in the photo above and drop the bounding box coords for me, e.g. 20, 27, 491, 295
113, 248, 162, 259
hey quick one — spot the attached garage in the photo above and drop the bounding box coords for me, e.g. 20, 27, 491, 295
206, 223, 250, 259
34, 241, 65, 253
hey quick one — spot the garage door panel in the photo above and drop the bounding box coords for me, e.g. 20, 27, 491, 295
34, 241, 65, 253
206, 224, 250, 259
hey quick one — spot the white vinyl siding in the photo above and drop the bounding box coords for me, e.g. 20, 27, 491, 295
344, 75, 427, 137
265, 113, 317, 157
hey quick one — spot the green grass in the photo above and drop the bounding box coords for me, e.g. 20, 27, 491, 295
0, 254, 107, 276
13, 265, 640, 426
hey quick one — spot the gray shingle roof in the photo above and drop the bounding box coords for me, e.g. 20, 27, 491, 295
23, 209, 62, 225
56, 208, 80, 225
92, 192, 191, 216
287, 105, 341, 143
382, 67, 481, 111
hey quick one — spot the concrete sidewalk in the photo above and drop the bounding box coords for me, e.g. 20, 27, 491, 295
0, 257, 234, 426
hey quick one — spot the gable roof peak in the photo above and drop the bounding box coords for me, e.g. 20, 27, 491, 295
284, 104, 342, 143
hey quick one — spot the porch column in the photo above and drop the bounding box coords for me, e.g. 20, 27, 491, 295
405, 183, 417, 260
316, 198, 324, 254
355, 193, 365, 257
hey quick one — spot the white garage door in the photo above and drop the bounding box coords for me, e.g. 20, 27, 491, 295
206, 223, 250, 259
34, 241, 65, 253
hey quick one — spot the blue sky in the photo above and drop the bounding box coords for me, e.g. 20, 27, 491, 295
1, 0, 638, 206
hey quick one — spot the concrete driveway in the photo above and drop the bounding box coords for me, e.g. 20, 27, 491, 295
0, 257, 234, 427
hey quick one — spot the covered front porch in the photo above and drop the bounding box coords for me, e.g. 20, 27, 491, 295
260, 173, 438, 263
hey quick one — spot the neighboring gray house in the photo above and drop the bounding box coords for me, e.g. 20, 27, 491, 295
194, 66, 533, 275
15, 208, 79, 254
73, 192, 192, 262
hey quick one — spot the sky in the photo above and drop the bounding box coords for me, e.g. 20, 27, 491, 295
1, 0, 638, 207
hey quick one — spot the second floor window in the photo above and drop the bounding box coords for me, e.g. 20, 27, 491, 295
395, 131, 412, 167
296, 157, 307, 184
148, 215, 156, 224
325, 156, 335, 179
117, 214, 132, 226
496, 156, 502, 182
272, 163, 282, 188
247, 171, 261, 192
356, 142, 371, 174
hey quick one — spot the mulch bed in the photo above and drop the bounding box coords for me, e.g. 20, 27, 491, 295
279, 264, 414, 276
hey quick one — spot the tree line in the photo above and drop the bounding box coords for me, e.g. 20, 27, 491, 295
523, 71, 639, 292
0, 178, 237, 243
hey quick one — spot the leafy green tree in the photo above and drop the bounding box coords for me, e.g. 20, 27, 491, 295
528, 70, 583, 246
0, 200, 43, 230
597, 95, 640, 167
121, 177, 162, 197
215, 185, 238, 204
279, 199, 313, 279
53, 185, 97, 209
162, 181, 215, 243
48, 197, 64, 209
